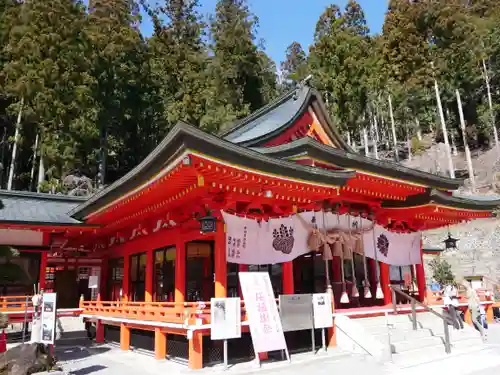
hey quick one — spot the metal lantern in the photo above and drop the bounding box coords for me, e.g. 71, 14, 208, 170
198, 215, 217, 233
443, 233, 459, 250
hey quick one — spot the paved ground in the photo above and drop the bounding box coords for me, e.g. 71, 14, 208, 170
31, 324, 500, 375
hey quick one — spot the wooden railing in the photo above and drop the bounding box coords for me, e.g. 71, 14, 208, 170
80, 299, 249, 326
425, 288, 493, 306
0, 296, 32, 312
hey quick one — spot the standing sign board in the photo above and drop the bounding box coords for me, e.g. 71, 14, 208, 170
239, 272, 287, 354
88, 275, 99, 289
210, 297, 242, 340
279, 294, 313, 332
40, 293, 57, 345
312, 293, 333, 329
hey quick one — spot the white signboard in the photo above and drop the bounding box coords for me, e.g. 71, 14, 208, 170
40, 293, 57, 345
312, 293, 333, 329
210, 297, 242, 340
239, 272, 287, 354
88, 275, 99, 289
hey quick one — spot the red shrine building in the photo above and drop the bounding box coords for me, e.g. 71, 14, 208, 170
0, 85, 498, 368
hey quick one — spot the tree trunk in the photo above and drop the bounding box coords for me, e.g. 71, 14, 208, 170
29, 133, 39, 191
7, 97, 24, 191
483, 59, 499, 154
416, 118, 422, 141
363, 127, 369, 157
372, 114, 379, 160
388, 95, 399, 162
434, 78, 455, 178
98, 124, 107, 189
456, 89, 475, 192
37, 154, 45, 193
406, 125, 412, 162
346, 132, 351, 147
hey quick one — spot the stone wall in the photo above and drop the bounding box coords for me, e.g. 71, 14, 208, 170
423, 218, 500, 285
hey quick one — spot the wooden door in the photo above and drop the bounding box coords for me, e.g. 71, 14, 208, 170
54, 269, 78, 308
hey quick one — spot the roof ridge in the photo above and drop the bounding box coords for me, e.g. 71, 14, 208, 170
218, 86, 302, 137
0, 190, 88, 202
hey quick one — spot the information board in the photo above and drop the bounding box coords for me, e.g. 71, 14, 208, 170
279, 294, 313, 332
40, 293, 57, 345
210, 297, 242, 340
312, 293, 333, 329
88, 275, 99, 289
239, 272, 287, 354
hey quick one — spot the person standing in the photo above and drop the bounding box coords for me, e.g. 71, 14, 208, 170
462, 280, 485, 341
443, 283, 463, 330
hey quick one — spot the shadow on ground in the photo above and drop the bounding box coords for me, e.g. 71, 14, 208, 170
56, 346, 111, 362
69, 364, 107, 375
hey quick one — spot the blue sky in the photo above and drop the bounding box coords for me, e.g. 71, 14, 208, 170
140, 0, 387, 66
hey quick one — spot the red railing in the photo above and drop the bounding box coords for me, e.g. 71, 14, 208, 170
0, 296, 32, 312
80, 299, 249, 326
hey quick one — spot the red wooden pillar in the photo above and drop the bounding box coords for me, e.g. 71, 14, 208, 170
120, 323, 130, 351
379, 261, 392, 305
122, 255, 130, 301
214, 220, 227, 298
39, 251, 48, 290
154, 327, 167, 360
282, 262, 294, 294
238, 264, 248, 298
99, 257, 109, 300
145, 248, 154, 302
415, 245, 427, 303
175, 238, 186, 303
96, 320, 105, 343
332, 256, 342, 283
368, 258, 377, 299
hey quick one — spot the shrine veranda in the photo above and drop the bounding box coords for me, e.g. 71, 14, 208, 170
0, 85, 498, 369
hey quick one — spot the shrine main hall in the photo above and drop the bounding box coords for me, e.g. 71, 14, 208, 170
0, 84, 498, 368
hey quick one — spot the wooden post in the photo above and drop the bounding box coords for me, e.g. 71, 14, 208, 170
120, 323, 130, 351
39, 252, 48, 290
379, 262, 392, 305
99, 257, 109, 300
145, 249, 154, 302
154, 327, 167, 360
175, 238, 186, 303
282, 262, 294, 294
214, 220, 227, 298
485, 303, 494, 323
415, 244, 427, 303
96, 320, 105, 343
122, 255, 130, 300
188, 330, 203, 370
238, 264, 248, 298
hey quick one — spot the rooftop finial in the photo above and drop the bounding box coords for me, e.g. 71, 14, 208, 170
293, 74, 313, 100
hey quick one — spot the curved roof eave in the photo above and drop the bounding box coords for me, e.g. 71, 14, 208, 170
382, 189, 500, 211
70, 122, 355, 220
221, 85, 353, 151
253, 137, 464, 191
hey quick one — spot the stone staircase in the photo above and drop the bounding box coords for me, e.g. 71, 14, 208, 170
355, 311, 485, 368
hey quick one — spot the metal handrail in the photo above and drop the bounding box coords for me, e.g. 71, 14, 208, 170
389, 285, 451, 354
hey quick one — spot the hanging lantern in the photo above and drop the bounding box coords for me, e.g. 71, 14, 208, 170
198, 215, 217, 233
443, 233, 459, 250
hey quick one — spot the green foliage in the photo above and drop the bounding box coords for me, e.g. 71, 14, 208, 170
1, 0, 500, 190
429, 257, 455, 286
207, 0, 276, 132
308, 1, 371, 133
280, 41, 308, 90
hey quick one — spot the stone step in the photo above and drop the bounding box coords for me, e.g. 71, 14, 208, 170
390, 337, 485, 368
391, 335, 447, 353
